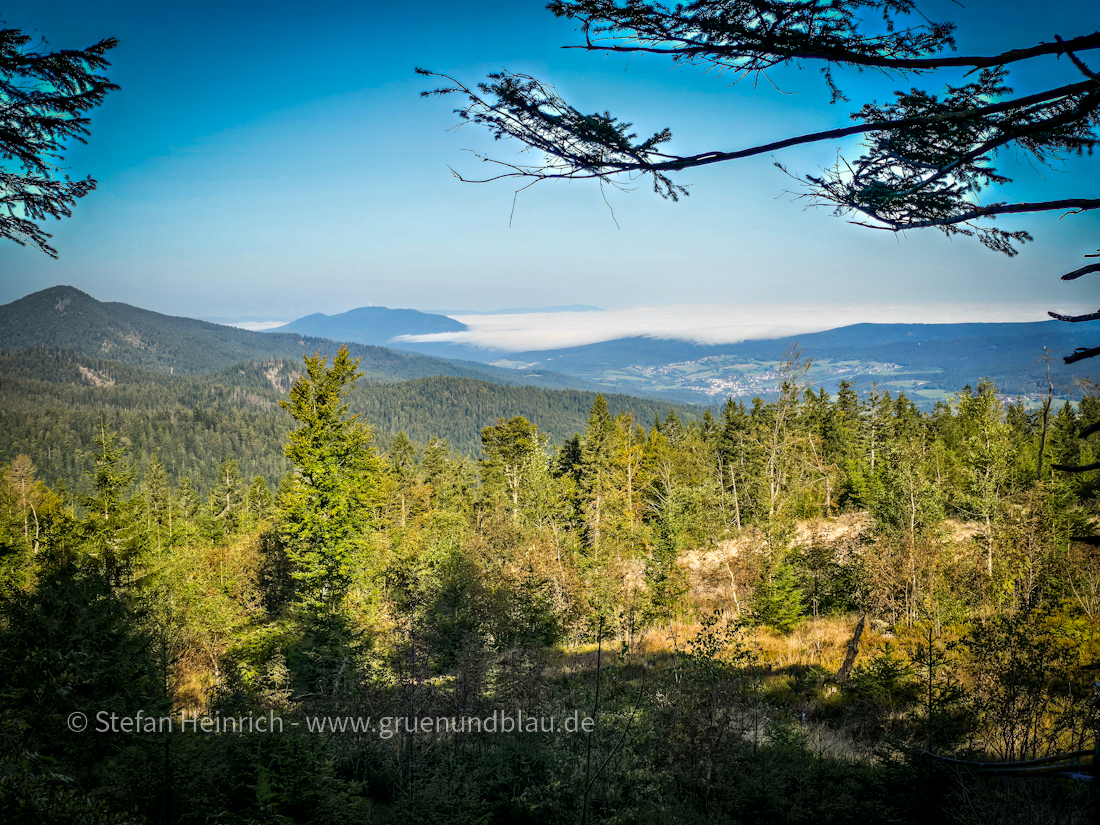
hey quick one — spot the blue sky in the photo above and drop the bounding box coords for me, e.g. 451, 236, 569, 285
1, 0, 1098, 334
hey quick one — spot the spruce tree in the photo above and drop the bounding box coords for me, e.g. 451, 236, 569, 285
750, 558, 805, 633
244, 475, 275, 529
209, 458, 243, 539
420, 437, 472, 513
279, 347, 383, 614
718, 398, 754, 529
175, 478, 200, 524
956, 381, 1013, 579
82, 423, 140, 586
142, 457, 170, 548
580, 395, 620, 558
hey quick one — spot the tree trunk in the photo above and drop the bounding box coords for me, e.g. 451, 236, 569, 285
725, 557, 741, 616
985, 513, 993, 577
1092, 687, 1100, 825
730, 465, 741, 530
592, 494, 602, 562
835, 614, 867, 683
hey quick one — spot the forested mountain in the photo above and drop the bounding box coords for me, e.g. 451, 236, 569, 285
0, 286, 595, 391
352, 375, 689, 451
0, 347, 698, 494
273, 305, 467, 344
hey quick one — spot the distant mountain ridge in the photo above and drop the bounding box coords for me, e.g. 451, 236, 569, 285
422, 305, 603, 315
6, 287, 1093, 408
507, 322, 1098, 404
272, 306, 467, 345
506, 322, 1090, 369
0, 286, 599, 392
372, 319, 1098, 405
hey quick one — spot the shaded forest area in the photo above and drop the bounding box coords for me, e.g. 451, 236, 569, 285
2, 345, 1100, 824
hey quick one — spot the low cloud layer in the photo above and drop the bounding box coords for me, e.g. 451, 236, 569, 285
394, 303, 1063, 353
233, 320, 291, 331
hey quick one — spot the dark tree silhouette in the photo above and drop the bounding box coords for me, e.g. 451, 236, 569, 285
1, 23, 118, 257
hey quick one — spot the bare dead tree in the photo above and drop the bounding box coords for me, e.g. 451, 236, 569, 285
835, 613, 866, 683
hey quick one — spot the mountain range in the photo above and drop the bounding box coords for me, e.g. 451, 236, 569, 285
421, 305, 602, 316
489, 322, 1099, 405
272, 306, 467, 345
0, 287, 709, 491
3, 287, 1096, 410
266, 298, 1097, 407
0, 286, 595, 392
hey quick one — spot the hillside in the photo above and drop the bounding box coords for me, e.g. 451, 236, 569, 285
349, 375, 692, 451
0, 286, 596, 392
0, 348, 700, 493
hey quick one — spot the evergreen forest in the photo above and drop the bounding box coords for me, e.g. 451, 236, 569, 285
3, 343, 1100, 824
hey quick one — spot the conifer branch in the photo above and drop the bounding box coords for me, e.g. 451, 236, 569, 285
1065, 346, 1100, 365
1049, 310, 1100, 324
551, 0, 1100, 76
1052, 462, 1100, 473
1062, 262, 1100, 281
0, 27, 119, 256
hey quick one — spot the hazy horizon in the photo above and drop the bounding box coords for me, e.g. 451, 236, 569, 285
2, 1, 1098, 322
4, 283, 1080, 354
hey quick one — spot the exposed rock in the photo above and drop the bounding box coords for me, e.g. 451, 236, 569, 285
77, 364, 115, 387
